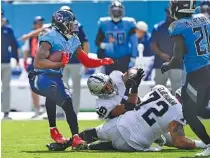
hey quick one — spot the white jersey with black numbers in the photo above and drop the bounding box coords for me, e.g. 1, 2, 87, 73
117, 85, 186, 151
95, 71, 128, 119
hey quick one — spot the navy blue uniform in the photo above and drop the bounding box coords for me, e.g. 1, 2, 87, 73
1, 25, 19, 63
29, 28, 81, 106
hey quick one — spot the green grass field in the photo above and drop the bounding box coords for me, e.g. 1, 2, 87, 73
2, 120, 210, 158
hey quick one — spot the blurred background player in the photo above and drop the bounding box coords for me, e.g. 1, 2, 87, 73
23, 16, 45, 118
150, 8, 183, 95
95, 0, 138, 75
29, 10, 113, 146
200, 0, 210, 18
136, 21, 153, 57
161, 0, 210, 156
1, 9, 19, 119
57, 6, 89, 117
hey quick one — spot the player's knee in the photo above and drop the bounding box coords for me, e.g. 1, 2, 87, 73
79, 128, 98, 143
60, 98, 73, 108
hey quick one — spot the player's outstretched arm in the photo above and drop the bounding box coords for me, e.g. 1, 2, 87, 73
167, 35, 186, 69
34, 42, 64, 69
19, 28, 44, 41
76, 47, 114, 68
169, 121, 206, 149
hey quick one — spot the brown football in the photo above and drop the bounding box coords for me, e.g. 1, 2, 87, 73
48, 51, 63, 62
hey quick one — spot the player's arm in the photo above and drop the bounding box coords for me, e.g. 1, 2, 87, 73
95, 28, 105, 47
76, 47, 114, 68
167, 35, 186, 69
34, 42, 64, 69
128, 28, 138, 58
19, 28, 44, 41
168, 121, 206, 149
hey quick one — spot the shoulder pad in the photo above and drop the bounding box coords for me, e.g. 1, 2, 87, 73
122, 17, 136, 23
99, 17, 111, 23
168, 20, 183, 36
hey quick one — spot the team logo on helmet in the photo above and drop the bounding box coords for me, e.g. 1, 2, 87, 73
53, 12, 63, 23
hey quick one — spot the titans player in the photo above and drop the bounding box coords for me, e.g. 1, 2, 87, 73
161, 0, 210, 156
29, 10, 113, 149
96, 0, 138, 75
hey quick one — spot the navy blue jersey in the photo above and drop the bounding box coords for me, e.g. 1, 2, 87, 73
1, 25, 18, 63
98, 17, 138, 58
169, 13, 210, 73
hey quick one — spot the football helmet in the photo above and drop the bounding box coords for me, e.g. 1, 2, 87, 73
169, 0, 196, 20
109, 0, 124, 22
87, 73, 118, 98
52, 10, 75, 38
200, 0, 210, 17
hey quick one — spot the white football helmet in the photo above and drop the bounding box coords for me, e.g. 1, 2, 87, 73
87, 73, 118, 98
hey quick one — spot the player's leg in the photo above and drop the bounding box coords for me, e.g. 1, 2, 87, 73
31, 91, 41, 117
55, 78, 86, 149
182, 82, 210, 145
88, 141, 115, 150
154, 69, 168, 87
1, 64, 11, 119
169, 69, 183, 95
69, 64, 81, 114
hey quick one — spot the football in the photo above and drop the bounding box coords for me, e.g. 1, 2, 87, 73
48, 51, 63, 62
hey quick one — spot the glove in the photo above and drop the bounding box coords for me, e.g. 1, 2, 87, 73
100, 58, 114, 65
161, 62, 170, 74
61, 52, 70, 67
100, 42, 114, 53
134, 68, 145, 86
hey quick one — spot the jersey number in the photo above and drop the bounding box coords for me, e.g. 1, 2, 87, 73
193, 25, 210, 56
106, 32, 125, 45
96, 106, 107, 118
141, 91, 169, 127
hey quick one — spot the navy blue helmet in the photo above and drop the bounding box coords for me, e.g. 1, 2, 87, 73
169, 0, 196, 20
52, 10, 75, 38
109, 1, 124, 22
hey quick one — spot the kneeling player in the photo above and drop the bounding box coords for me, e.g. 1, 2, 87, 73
47, 85, 206, 151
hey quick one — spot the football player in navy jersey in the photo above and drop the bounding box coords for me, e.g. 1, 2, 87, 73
161, 0, 210, 156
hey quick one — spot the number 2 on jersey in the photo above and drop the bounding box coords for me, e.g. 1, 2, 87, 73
140, 91, 169, 127
193, 25, 210, 56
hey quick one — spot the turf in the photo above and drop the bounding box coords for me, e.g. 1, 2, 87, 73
2, 120, 210, 158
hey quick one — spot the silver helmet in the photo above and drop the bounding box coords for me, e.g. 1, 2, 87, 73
87, 73, 117, 98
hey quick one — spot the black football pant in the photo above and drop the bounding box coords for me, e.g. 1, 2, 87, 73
181, 65, 210, 145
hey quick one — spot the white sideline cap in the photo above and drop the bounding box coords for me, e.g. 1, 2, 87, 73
136, 21, 148, 32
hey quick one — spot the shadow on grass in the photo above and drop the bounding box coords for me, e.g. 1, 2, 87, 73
21, 148, 198, 154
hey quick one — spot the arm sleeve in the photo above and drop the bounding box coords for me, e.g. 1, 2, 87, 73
9, 29, 19, 62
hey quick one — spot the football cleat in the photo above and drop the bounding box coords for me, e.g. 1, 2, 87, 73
50, 127, 67, 144
72, 134, 87, 150
195, 145, 210, 157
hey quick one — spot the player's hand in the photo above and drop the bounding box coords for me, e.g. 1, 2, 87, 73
160, 53, 170, 62
101, 58, 114, 65
134, 68, 145, 86
161, 62, 170, 74
61, 52, 70, 67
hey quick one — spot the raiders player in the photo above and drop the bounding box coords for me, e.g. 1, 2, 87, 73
87, 67, 145, 119
47, 85, 206, 151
